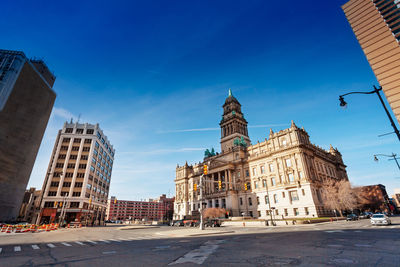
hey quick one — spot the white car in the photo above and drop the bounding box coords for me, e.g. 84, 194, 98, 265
370, 214, 391, 225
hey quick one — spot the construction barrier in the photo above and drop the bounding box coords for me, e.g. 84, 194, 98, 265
15, 226, 22, 233
1, 225, 7, 232
6, 226, 13, 233
30, 225, 37, 233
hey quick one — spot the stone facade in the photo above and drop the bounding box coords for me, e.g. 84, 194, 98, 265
0, 49, 56, 222
174, 91, 349, 220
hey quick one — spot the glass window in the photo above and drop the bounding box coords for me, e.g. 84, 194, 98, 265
290, 190, 299, 201
285, 159, 291, 167
239, 197, 243, 205
248, 198, 252, 206
269, 164, 274, 172
245, 170, 249, 177
260, 165, 265, 174
254, 181, 258, 189
273, 194, 278, 203
252, 167, 257, 176
95, 141, 99, 148
265, 195, 269, 204
263, 179, 267, 187
271, 177, 276, 186
288, 173, 294, 182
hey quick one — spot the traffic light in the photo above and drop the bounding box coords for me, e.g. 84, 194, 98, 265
203, 164, 208, 175
218, 180, 222, 190
244, 183, 248, 191
114, 198, 117, 204
54, 201, 58, 207
59, 202, 63, 207
89, 198, 92, 204
193, 183, 197, 191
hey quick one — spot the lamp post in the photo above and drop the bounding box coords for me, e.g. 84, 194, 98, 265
339, 85, 400, 142
373, 153, 400, 171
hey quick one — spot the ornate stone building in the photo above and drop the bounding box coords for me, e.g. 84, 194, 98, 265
174, 91, 349, 220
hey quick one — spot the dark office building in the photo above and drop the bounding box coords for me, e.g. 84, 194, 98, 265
0, 49, 56, 222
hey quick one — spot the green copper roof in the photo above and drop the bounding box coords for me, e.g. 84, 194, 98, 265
228, 88, 232, 97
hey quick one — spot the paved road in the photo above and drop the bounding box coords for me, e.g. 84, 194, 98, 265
0, 218, 399, 266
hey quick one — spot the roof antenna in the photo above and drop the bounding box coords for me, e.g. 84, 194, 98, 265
77, 114, 81, 123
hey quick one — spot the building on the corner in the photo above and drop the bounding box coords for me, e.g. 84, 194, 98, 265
17, 187, 42, 223
174, 90, 349, 220
106, 195, 175, 222
357, 184, 391, 212
392, 188, 400, 209
342, 0, 400, 123
38, 122, 115, 225
0, 49, 56, 222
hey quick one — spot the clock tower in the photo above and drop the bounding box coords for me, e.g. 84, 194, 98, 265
220, 89, 251, 153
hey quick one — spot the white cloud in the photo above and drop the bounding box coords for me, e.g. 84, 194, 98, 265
52, 107, 76, 121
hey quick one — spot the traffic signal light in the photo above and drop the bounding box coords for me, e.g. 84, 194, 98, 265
89, 198, 92, 204
218, 180, 222, 189
194, 183, 197, 191
244, 183, 248, 191
54, 201, 58, 207
59, 202, 63, 207
203, 165, 208, 175
114, 198, 117, 204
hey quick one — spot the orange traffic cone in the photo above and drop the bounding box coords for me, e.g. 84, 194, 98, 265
30, 225, 37, 233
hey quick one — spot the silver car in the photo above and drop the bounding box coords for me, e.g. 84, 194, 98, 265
370, 214, 391, 225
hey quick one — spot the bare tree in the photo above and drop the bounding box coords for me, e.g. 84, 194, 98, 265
203, 208, 226, 219
321, 179, 359, 216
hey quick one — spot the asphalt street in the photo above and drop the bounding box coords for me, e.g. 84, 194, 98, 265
0, 218, 399, 266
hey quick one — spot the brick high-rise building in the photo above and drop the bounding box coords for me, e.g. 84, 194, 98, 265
38, 122, 115, 225
342, 0, 400, 123
0, 49, 56, 222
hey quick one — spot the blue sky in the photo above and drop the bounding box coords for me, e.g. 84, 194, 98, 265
3, 0, 400, 199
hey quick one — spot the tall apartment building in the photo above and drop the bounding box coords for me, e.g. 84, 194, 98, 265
0, 49, 56, 222
342, 0, 400, 123
174, 91, 349, 219
106, 195, 174, 222
38, 122, 115, 225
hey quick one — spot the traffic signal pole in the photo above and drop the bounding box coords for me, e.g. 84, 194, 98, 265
199, 174, 204, 230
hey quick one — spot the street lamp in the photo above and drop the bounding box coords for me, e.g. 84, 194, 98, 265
339, 85, 400, 142
373, 153, 400, 171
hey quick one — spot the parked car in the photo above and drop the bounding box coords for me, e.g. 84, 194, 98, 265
346, 214, 359, 221
370, 214, 391, 226
172, 220, 184, 227
183, 220, 199, 227
359, 212, 373, 219
204, 219, 221, 227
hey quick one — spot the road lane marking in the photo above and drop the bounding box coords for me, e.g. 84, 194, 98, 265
169, 240, 225, 265
325, 230, 344, 233
74, 241, 85, 246
32, 245, 40, 250
102, 251, 116, 255
14, 246, 21, 252
87, 240, 97, 244
354, 230, 363, 233
62, 242, 72, 247
47, 244, 56, 248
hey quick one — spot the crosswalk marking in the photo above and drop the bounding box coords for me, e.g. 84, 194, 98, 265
32, 245, 40, 250
47, 244, 56, 248
87, 240, 97, 244
109, 239, 121, 242
62, 242, 72, 247
75, 241, 85, 246
99, 240, 110, 243
14, 246, 21, 252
